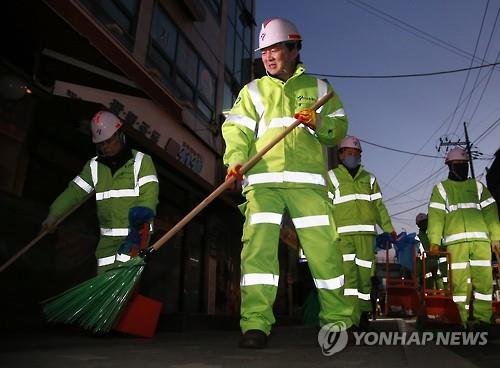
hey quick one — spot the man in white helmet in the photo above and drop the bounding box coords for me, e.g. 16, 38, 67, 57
427, 147, 500, 330
41, 110, 159, 272
326, 135, 395, 330
222, 18, 352, 348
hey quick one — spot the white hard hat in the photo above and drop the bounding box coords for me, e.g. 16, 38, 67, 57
415, 213, 427, 224
339, 135, 362, 152
256, 18, 302, 51
445, 147, 468, 164
90, 111, 123, 143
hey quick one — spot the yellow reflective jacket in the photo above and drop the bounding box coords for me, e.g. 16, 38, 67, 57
222, 63, 348, 192
427, 178, 500, 246
327, 165, 394, 235
49, 150, 159, 242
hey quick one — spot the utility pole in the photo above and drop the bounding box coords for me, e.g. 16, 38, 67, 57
463, 122, 475, 179
436, 122, 479, 179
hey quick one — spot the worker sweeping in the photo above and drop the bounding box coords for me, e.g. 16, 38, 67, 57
427, 147, 500, 331
222, 17, 352, 348
41, 110, 159, 273
415, 213, 444, 290
326, 136, 396, 331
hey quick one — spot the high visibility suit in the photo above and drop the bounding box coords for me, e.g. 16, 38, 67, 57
47, 149, 159, 271
428, 178, 500, 324
326, 165, 394, 325
222, 63, 352, 334
416, 229, 444, 289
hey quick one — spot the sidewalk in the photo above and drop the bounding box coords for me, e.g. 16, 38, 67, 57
0, 319, 498, 368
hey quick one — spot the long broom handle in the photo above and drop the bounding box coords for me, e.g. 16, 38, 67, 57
0, 193, 93, 273
150, 91, 334, 251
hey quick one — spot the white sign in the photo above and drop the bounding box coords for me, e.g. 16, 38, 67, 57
53, 81, 216, 184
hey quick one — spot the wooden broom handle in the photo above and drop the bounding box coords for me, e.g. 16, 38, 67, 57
150, 91, 335, 251
0, 193, 93, 273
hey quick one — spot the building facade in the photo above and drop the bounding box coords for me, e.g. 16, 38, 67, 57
0, 0, 255, 325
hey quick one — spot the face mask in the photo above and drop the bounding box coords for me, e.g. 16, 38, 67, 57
450, 163, 469, 181
417, 220, 428, 232
342, 155, 361, 169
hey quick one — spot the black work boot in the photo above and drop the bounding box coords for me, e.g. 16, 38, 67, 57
239, 329, 268, 349
358, 312, 371, 332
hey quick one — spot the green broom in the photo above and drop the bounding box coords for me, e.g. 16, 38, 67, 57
43, 258, 144, 332
42, 92, 334, 333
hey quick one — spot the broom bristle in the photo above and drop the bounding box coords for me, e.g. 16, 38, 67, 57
42, 257, 145, 333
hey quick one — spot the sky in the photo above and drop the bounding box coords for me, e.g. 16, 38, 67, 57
255, 0, 500, 233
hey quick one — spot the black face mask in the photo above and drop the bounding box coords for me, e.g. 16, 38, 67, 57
448, 163, 469, 181
417, 220, 428, 232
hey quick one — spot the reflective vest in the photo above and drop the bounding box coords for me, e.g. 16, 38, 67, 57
327, 165, 393, 235
222, 63, 348, 192
427, 178, 500, 246
49, 149, 159, 241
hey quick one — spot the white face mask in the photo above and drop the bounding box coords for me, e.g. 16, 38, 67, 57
342, 155, 361, 169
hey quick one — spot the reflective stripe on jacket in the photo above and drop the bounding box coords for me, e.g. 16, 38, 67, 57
427, 178, 500, 245
222, 63, 348, 192
327, 165, 393, 234
49, 150, 159, 239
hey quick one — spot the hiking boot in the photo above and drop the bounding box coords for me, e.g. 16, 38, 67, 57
239, 329, 267, 349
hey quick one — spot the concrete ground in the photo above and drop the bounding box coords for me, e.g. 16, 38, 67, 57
1, 319, 499, 368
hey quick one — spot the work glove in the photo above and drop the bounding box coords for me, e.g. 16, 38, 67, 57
226, 163, 243, 181
41, 215, 57, 234
118, 207, 154, 255
225, 163, 243, 191
430, 244, 440, 254
390, 230, 398, 241
294, 108, 317, 130
492, 240, 500, 253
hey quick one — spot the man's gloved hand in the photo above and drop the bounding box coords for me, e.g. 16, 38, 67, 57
390, 230, 398, 241
294, 108, 317, 130
41, 215, 57, 234
225, 163, 243, 191
430, 244, 440, 254
118, 207, 154, 255
226, 163, 243, 182
129, 206, 154, 227
118, 229, 141, 255
491, 240, 500, 253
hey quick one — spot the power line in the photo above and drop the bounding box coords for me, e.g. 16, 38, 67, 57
385, 166, 446, 203
360, 139, 442, 158
473, 116, 500, 144
448, 0, 490, 135
390, 201, 428, 217
384, 68, 493, 187
345, 0, 500, 71
467, 48, 500, 125
309, 62, 500, 79
459, 7, 499, 127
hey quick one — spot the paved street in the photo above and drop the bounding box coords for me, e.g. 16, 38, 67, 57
1, 319, 498, 368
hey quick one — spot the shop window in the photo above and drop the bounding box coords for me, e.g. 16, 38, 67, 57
222, 82, 235, 112
223, 0, 254, 121
177, 37, 198, 86
198, 61, 215, 106
79, 0, 139, 50
147, 3, 217, 125
150, 5, 178, 60
206, 0, 221, 19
